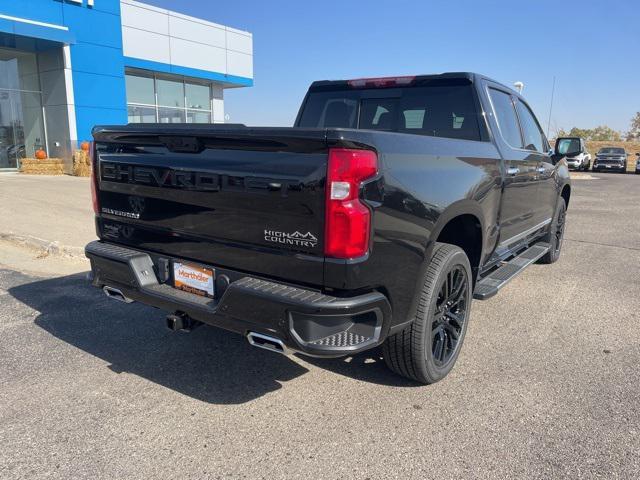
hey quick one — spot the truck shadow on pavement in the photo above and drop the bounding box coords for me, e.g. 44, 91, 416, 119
9, 272, 417, 405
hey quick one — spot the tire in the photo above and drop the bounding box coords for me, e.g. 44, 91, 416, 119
382, 243, 472, 384
539, 196, 567, 264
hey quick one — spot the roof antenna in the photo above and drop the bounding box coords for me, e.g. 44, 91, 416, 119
513, 81, 524, 93
546, 76, 556, 138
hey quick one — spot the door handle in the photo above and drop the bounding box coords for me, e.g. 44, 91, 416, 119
537, 166, 546, 174
507, 167, 520, 176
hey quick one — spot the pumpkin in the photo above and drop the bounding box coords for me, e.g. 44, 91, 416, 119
35, 149, 48, 160
80, 141, 91, 151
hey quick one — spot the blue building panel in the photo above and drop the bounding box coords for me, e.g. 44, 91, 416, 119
70, 43, 124, 77
0, 0, 65, 25
75, 105, 127, 141
72, 71, 127, 110
61, 3, 123, 50
11, 21, 75, 44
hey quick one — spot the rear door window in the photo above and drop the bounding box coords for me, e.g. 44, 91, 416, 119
489, 89, 523, 148
515, 101, 546, 152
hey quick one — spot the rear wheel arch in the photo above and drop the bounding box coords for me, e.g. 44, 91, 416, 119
429, 203, 486, 283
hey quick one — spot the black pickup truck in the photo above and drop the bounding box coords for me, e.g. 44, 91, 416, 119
86, 72, 574, 384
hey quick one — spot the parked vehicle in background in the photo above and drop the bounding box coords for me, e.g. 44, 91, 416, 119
85, 72, 573, 385
555, 137, 591, 171
635, 153, 640, 174
592, 147, 628, 173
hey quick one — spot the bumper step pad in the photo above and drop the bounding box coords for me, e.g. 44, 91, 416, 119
309, 330, 372, 348
474, 242, 550, 300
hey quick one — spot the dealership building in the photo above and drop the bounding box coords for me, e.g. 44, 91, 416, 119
0, 0, 254, 170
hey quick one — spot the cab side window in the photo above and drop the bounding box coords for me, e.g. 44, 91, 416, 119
489, 89, 522, 148
515, 101, 546, 152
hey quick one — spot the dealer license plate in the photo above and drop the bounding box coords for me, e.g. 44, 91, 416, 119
173, 262, 215, 298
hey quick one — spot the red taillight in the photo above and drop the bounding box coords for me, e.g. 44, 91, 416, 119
89, 142, 99, 214
325, 148, 378, 259
347, 76, 415, 89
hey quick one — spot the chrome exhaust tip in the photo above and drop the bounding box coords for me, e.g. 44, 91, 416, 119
246, 332, 289, 355
103, 286, 134, 304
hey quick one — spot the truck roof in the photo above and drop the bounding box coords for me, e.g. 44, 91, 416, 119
309, 72, 518, 95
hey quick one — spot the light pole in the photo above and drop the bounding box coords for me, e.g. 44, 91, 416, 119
513, 81, 524, 94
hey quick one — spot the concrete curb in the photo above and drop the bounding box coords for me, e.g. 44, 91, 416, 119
0, 232, 86, 260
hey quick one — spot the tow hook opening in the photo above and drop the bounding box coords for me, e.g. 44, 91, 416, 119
246, 332, 288, 355
166, 312, 202, 333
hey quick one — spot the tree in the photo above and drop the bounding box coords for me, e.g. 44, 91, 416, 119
559, 126, 622, 142
589, 125, 621, 142
626, 112, 640, 142
567, 127, 593, 139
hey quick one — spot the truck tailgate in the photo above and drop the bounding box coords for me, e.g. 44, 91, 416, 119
93, 127, 328, 287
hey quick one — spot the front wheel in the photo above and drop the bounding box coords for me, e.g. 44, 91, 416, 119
382, 243, 472, 384
539, 196, 567, 264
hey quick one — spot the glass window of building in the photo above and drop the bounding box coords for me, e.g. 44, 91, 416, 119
125, 75, 155, 105
127, 105, 156, 123
185, 83, 210, 110
158, 107, 186, 123
187, 110, 211, 123
156, 78, 184, 108
125, 71, 215, 125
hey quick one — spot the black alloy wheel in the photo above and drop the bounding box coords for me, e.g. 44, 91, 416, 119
553, 202, 566, 255
431, 265, 468, 367
539, 196, 567, 264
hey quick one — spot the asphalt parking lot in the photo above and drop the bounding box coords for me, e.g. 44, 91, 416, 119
1, 172, 639, 479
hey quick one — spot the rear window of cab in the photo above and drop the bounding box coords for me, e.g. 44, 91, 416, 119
297, 84, 484, 142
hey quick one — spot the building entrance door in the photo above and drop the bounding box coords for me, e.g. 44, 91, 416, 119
0, 48, 46, 170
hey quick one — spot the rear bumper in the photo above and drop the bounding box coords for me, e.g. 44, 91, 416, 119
85, 241, 391, 357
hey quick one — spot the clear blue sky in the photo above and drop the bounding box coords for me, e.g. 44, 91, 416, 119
146, 0, 639, 135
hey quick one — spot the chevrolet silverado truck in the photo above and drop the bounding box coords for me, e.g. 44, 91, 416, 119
592, 147, 628, 173
86, 72, 574, 384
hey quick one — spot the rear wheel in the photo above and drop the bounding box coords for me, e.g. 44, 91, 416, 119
382, 243, 472, 384
539, 196, 567, 264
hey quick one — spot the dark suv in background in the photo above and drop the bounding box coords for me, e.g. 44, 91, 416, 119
593, 147, 628, 173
